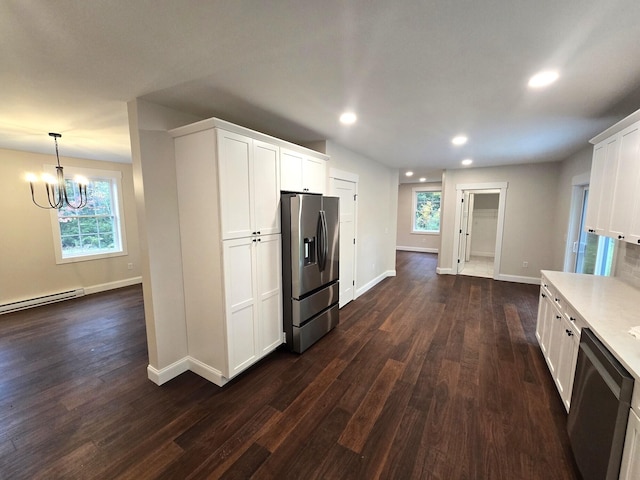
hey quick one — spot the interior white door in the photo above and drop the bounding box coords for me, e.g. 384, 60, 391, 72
330, 177, 357, 308
465, 193, 475, 262
457, 191, 470, 273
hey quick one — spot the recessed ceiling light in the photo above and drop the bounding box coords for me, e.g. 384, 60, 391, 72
452, 135, 468, 146
405, 171, 414, 177
461, 158, 473, 166
339, 112, 357, 125
528, 70, 559, 88
419, 177, 426, 182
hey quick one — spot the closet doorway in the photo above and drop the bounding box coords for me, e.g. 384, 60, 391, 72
452, 182, 508, 279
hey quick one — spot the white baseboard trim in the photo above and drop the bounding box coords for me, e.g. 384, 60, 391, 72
494, 274, 540, 285
84, 276, 143, 295
355, 270, 396, 299
470, 252, 494, 258
188, 357, 228, 387
147, 356, 229, 387
436, 267, 454, 275
396, 246, 438, 253
147, 357, 190, 385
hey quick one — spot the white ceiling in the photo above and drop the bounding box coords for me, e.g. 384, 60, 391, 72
3, 1, 640, 183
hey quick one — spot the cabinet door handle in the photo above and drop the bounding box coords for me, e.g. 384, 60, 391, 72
556, 315, 562, 320
570, 317, 576, 322
618, 235, 625, 240
565, 329, 574, 336
541, 293, 546, 298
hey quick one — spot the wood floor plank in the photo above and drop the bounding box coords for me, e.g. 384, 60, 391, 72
337, 358, 405, 453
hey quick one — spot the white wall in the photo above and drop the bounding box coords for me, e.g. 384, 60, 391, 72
324, 142, 399, 296
0, 147, 141, 306
396, 182, 441, 253
127, 99, 202, 378
440, 162, 560, 280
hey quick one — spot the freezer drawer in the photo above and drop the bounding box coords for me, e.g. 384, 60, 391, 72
292, 304, 339, 353
291, 281, 339, 327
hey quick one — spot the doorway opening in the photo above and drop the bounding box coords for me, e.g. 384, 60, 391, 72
452, 182, 508, 279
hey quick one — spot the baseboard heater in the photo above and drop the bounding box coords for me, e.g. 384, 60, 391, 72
0, 288, 85, 315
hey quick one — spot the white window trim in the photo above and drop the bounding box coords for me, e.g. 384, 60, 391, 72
46, 165, 128, 264
411, 186, 441, 235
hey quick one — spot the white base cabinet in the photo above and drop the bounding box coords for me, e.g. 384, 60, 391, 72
535, 275, 584, 412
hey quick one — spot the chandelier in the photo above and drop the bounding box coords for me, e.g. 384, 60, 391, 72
26, 133, 88, 209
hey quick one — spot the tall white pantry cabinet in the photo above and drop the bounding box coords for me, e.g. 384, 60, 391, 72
171, 120, 284, 386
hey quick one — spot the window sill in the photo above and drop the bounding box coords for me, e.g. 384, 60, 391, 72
411, 230, 440, 235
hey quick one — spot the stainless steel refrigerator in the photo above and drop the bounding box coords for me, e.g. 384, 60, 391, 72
281, 193, 339, 353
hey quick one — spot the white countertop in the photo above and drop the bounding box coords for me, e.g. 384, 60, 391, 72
542, 270, 640, 380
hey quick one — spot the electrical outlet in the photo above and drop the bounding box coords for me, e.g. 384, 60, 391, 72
127, 263, 133, 270
522, 261, 528, 268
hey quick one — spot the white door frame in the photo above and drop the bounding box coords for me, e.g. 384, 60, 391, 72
329, 168, 359, 308
452, 182, 508, 279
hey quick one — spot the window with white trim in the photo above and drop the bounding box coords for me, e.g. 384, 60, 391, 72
412, 187, 441, 234
48, 167, 127, 264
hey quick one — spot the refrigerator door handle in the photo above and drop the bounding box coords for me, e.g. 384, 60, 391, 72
321, 210, 328, 272
317, 210, 328, 272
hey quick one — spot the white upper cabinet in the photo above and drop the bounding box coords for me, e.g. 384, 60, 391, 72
587, 113, 640, 244
280, 148, 327, 194
217, 130, 280, 240
608, 123, 640, 240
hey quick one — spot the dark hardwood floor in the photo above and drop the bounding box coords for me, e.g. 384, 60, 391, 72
0, 252, 579, 479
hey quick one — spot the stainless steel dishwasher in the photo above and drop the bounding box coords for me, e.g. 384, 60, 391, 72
567, 328, 634, 480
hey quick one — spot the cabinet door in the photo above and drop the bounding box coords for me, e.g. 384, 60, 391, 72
280, 149, 303, 192
556, 316, 579, 412
598, 135, 620, 236
609, 123, 640, 240
546, 303, 564, 377
253, 141, 280, 235
218, 130, 253, 240
303, 155, 327, 194
621, 123, 640, 244
585, 143, 606, 233
256, 234, 283, 355
535, 289, 550, 354
620, 409, 640, 480
223, 237, 259, 378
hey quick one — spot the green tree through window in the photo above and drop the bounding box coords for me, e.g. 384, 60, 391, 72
49, 167, 126, 263
413, 190, 441, 233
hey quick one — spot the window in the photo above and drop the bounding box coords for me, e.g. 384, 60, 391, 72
412, 187, 441, 234
574, 187, 616, 275
48, 167, 127, 264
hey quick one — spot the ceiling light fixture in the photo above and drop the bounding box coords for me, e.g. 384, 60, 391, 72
461, 158, 473, 166
419, 177, 426, 182
451, 135, 468, 146
26, 133, 88, 209
405, 171, 414, 177
528, 70, 559, 88
339, 112, 357, 125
